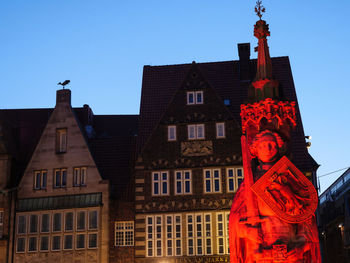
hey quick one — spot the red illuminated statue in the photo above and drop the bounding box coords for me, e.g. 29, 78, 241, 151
229, 2, 321, 262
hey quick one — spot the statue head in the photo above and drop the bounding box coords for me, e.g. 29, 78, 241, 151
250, 130, 285, 163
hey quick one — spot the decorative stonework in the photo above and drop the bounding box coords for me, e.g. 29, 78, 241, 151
181, 141, 213, 156
240, 98, 297, 132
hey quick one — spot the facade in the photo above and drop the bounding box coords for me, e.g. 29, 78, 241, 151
0, 22, 318, 263
319, 168, 350, 263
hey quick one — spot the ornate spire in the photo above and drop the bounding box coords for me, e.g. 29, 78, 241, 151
251, 1, 279, 101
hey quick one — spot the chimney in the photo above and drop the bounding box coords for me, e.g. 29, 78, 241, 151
56, 89, 71, 106
238, 43, 251, 81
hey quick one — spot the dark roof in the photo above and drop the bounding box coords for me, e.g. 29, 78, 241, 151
137, 57, 318, 171
0, 108, 138, 196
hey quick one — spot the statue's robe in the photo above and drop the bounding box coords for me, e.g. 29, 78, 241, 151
229, 177, 321, 263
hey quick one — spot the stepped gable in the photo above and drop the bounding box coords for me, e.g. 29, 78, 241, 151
137, 57, 318, 171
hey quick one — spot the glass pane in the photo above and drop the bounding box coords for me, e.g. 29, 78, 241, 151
76, 234, 85, 249
77, 211, 86, 230
53, 213, 62, 232
215, 179, 220, 192
64, 235, 73, 250
89, 211, 98, 230
17, 238, 25, 252
41, 214, 49, 233
162, 182, 167, 194
52, 236, 61, 250
206, 180, 211, 192
40, 236, 49, 251
65, 212, 73, 231
188, 92, 194, 104
55, 171, 61, 187
28, 237, 37, 251
62, 170, 67, 187
89, 233, 97, 248
29, 215, 38, 233
176, 181, 182, 194
154, 182, 159, 195
18, 215, 26, 234
196, 92, 202, 103
185, 181, 190, 193
42, 172, 47, 188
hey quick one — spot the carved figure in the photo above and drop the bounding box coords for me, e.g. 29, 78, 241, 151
229, 131, 321, 262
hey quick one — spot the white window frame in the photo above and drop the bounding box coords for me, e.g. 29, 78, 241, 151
167, 125, 177, 141
51, 235, 61, 251
115, 221, 134, 247
152, 171, 169, 196
216, 211, 230, 255
56, 128, 67, 153
34, 170, 47, 190
226, 167, 244, 193
187, 124, 205, 140
17, 215, 27, 235
54, 168, 67, 188
40, 235, 50, 252
186, 213, 212, 256
204, 168, 222, 193
76, 233, 85, 250
165, 214, 182, 256
76, 211, 86, 231
187, 91, 204, 105
216, 122, 225, 138
174, 170, 192, 195
28, 236, 38, 252
88, 233, 98, 249
73, 167, 87, 187
63, 234, 74, 250
16, 237, 26, 253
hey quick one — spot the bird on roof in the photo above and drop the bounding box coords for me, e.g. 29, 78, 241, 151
57, 80, 70, 89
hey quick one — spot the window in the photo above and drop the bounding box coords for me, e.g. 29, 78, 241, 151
52, 236, 61, 251
146, 216, 163, 257
165, 215, 182, 256
54, 168, 67, 188
168, 126, 177, 141
53, 213, 62, 232
88, 210, 98, 230
56, 128, 67, 153
17, 237, 26, 253
29, 214, 38, 233
0, 210, 3, 238
41, 214, 50, 233
227, 167, 244, 193
187, 91, 204, 105
115, 221, 134, 247
88, 233, 98, 248
65, 212, 74, 231
187, 124, 205, 140
73, 167, 87, 187
204, 169, 221, 193
40, 236, 49, 251
76, 234, 85, 249
34, 170, 47, 190
77, 211, 86, 231
18, 215, 26, 234
216, 212, 230, 255
175, 170, 192, 195
64, 235, 73, 250
152, 171, 169, 196
28, 236, 38, 252
216, 123, 225, 138
186, 213, 212, 256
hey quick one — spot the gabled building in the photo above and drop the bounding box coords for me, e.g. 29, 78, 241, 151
0, 90, 138, 263
133, 43, 318, 262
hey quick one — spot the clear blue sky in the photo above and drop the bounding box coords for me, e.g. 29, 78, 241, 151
1, 0, 349, 192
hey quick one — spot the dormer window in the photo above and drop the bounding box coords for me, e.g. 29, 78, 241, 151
168, 126, 177, 141
56, 128, 67, 153
188, 124, 205, 140
187, 91, 203, 105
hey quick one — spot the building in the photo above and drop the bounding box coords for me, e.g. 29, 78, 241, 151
319, 168, 350, 263
0, 20, 318, 263
0, 90, 137, 263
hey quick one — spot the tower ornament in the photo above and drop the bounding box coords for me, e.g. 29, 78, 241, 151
255, 0, 265, 20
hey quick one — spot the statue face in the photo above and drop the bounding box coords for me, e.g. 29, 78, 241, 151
256, 134, 278, 163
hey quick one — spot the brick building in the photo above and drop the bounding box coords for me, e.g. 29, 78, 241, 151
0, 26, 317, 263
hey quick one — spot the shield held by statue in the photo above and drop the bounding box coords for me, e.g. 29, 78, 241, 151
251, 156, 318, 223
